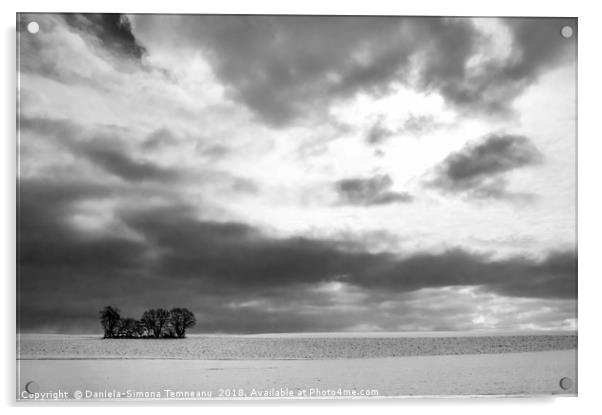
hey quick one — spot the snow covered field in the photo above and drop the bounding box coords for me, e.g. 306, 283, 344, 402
17, 333, 577, 400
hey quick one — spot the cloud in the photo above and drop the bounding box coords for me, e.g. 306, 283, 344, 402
17, 178, 576, 333
74, 140, 179, 183
21, 116, 180, 183
366, 118, 395, 145
353, 249, 576, 300
63, 13, 146, 59
18, 178, 143, 269
426, 133, 543, 199
366, 114, 442, 145
400, 114, 440, 136
130, 16, 575, 126
197, 144, 232, 160
418, 18, 576, 117
335, 175, 413, 205
18, 14, 146, 89
16, 14, 577, 334
118, 203, 577, 301
130, 16, 469, 125
142, 128, 179, 150
20, 116, 262, 201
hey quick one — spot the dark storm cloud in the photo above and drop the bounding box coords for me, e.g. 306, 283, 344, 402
335, 175, 413, 205
74, 140, 179, 183
132, 16, 575, 125
18, 184, 576, 332
440, 134, 542, 181
427, 134, 543, 199
17, 177, 156, 333
21, 116, 179, 183
63, 13, 146, 59
116, 203, 576, 300
18, 178, 145, 272
21, 116, 260, 197
118, 204, 371, 289
132, 16, 471, 125
72, 137, 254, 190
353, 249, 576, 300
419, 18, 576, 116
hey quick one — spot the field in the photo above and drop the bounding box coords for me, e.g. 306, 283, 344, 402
17, 333, 577, 400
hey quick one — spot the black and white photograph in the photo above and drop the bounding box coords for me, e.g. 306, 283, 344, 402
16, 13, 577, 400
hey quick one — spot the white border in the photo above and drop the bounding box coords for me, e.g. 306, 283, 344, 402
2, 0, 601, 413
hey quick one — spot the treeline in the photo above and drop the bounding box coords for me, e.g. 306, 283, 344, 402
99, 306, 196, 339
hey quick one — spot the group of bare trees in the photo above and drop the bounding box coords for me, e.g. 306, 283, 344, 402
99, 306, 196, 339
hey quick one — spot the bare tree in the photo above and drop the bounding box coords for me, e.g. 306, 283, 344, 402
170, 308, 196, 338
141, 308, 171, 338
134, 319, 147, 337
116, 317, 137, 337
99, 306, 121, 338
101, 307, 195, 339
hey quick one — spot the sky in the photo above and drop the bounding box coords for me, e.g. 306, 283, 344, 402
17, 14, 577, 333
